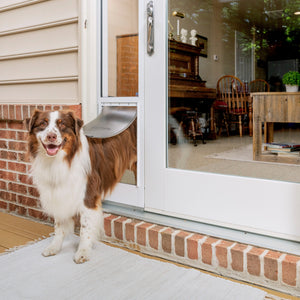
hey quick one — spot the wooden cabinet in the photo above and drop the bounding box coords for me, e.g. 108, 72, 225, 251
253, 92, 300, 163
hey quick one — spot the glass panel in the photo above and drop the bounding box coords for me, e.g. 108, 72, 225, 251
168, 0, 300, 183
107, 0, 139, 97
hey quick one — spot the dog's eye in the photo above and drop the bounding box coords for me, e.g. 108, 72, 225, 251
39, 120, 48, 128
57, 119, 66, 130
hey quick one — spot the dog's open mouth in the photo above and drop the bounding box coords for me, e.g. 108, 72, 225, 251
42, 143, 61, 156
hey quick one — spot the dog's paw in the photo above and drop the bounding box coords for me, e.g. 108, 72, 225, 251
42, 245, 61, 257
73, 248, 90, 264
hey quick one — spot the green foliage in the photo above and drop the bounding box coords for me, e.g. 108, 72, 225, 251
282, 71, 300, 86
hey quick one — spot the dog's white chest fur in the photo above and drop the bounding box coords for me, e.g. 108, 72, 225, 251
31, 130, 91, 221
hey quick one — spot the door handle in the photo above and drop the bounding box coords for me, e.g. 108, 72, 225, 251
147, 1, 154, 55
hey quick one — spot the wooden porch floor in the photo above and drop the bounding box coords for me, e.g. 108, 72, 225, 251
0, 212, 53, 253
0, 212, 296, 299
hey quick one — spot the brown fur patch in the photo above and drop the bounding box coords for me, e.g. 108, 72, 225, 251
84, 119, 137, 208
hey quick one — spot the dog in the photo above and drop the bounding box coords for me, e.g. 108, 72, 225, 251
26, 110, 137, 263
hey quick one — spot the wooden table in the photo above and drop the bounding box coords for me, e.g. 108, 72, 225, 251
252, 92, 300, 163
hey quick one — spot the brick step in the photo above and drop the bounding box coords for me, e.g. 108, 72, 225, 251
103, 213, 300, 297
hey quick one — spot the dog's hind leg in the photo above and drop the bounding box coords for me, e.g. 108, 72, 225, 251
74, 203, 103, 264
42, 218, 74, 257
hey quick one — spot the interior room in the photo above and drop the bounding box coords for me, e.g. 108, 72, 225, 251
108, 0, 300, 184
167, 0, 300, 183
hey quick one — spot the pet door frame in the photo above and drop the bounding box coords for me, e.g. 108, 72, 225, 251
81, 0, 145, 208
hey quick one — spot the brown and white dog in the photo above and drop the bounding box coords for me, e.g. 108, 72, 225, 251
26, 110, 137, 263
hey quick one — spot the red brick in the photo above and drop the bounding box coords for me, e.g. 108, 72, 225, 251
247, 247, 265, 276
7, 121, 24, 130
137, 222, 152, 246
28, 208, 49, 221
231, 244, 248, 272
0, 160, 6, 169
15, 105, 22, 120
114, 217, 127, 240
18, 174, 33, 185
0, 130, 16, 139
0, 179, 6, 189
8, 162, 27, 173
9, 105, 15, 119
216, 240, 235, 268
0, 200, 7, 210
17, 131, 28, 141
202, 237, 218, 265
18, 195, 37, 207
161, 228, 174, 254
125, 219, 140, 242
148, 225, 164, 250
30, 105, 37, 116
9, 203, 26, 216
0, 141, 7, 149
264, 251, 281, 281
0, 121, 6, 129
187, 234, 204, 260
2, 105, 8, 119
0, 191, 17, 202
104, 214, 118, 237
0, 170, 17, 181
8, 141, 27, 152
282, 254, 300, 286
67, 105, 82, 118
8, 182, 27, 194
28, 187, 39, 198
22, 106, 29, 119
175, 231, 189, 257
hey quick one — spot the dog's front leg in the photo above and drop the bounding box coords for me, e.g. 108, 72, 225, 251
42, 218, 74, 257
74, 205, 103, 264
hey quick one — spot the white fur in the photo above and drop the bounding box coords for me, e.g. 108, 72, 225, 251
31, 112, 103, 263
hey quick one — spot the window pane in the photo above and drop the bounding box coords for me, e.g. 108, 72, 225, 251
168, 0, 300, 183
107, 0, 138, 97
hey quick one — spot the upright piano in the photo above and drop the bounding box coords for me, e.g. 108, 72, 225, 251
168, 40, 216, 139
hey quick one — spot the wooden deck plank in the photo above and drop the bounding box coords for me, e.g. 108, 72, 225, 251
0, 212, 53, 237
0, 212, 53, 253
0, 228, 33, 250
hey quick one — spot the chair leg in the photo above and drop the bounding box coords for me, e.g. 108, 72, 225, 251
238, 115, 242, 137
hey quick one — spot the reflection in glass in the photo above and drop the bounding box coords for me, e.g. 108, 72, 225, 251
107, 0, 138, 97
168, 0, 300, 183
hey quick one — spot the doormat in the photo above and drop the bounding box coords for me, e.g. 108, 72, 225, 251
0, 235, 267, 300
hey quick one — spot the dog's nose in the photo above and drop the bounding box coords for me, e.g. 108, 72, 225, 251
47, 132, 57, 143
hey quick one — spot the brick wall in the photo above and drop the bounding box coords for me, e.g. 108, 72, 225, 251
0, 104, 81, 222
103, 213, 300, 297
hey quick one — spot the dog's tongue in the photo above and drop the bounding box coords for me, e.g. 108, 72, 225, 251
46, 144, 60, 156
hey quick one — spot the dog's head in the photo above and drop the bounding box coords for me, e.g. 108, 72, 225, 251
26, 110, 83, 159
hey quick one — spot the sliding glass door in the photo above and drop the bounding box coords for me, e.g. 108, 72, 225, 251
145, 0, 300, 240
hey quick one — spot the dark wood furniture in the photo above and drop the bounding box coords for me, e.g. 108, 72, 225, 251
168, 40, 216, 140
216, 75, 253, 137
253, 92, 300, 164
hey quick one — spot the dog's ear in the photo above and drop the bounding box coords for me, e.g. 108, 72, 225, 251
67, 111, 83, 136
25, 110, 41, 133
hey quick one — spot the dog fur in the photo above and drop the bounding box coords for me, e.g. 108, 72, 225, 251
26, 110, 137, 263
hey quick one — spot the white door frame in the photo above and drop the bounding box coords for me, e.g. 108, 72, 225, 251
144, 0, 300, 241
81, 0, 145, 208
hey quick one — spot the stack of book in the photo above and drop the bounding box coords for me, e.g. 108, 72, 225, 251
265, 142, 300, 156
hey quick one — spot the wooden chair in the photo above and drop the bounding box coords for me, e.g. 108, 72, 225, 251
250, 79, 270, 93
215, 75, 249, 137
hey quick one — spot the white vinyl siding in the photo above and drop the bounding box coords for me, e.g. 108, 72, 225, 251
0, 0, 80, 104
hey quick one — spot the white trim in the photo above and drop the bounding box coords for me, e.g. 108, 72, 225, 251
80, 0, 99, 123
